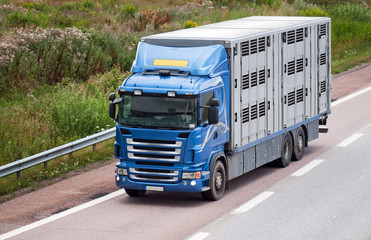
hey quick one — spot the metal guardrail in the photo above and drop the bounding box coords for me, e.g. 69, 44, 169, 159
0, 128, 116, 179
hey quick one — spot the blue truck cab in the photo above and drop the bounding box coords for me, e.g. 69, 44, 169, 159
112, 43, 231, 200
109, 17, 331, 200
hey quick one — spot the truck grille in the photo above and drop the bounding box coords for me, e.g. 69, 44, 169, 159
128, 167, 180, 182
126, 138, 182, 162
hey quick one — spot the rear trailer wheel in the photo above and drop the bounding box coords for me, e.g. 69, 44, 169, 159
275, 133, 293, 168
125, 189, 146, 197
293, 127, 306, 161
201, 160, 226, 201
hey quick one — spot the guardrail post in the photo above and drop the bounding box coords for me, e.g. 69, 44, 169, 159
92, 143, 96, 152
44, 161, 48, 168
17, 171, 20, 180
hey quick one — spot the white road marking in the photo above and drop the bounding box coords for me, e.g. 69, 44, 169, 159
292, 159, 325, 177
231, 191, 274, 215
337, 133, 364, 147
187, 232, 210, 240
332, 85, 371, 107
0, 189, 126, 240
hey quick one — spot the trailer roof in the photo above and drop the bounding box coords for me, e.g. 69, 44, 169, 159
142, 16, 329, 47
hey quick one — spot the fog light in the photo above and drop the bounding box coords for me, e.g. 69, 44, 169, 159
167, 91, 176, 97
116, 168, 127, 176
116, 176, 120, 181
190, 181, 196, 186
182, 172, 201, 179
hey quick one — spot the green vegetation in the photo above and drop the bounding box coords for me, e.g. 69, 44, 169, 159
0, 0, 370, 197
0, 67, 129, 163
327, 3, 371, 72
0, 139, 114, 200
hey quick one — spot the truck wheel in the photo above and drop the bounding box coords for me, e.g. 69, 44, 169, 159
293, 127, 305, 161
201, 160, 226, 201
275, 133, 293, 167
125, 189, 146, 197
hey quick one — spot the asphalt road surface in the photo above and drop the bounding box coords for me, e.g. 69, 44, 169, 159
187, 111, 371, 240
1, 63, 371, 240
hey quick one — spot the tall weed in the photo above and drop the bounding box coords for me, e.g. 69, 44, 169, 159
0, 67, 126, 165
328, 3, 371, 22
0, 27, 139, 91
129, 9, 170, 32
48, 84, 114, 140
0, 91, 61, 164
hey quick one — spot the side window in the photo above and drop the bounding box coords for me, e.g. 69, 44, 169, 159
201, 91, 214, 123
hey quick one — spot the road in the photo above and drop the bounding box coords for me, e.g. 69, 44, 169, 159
0, 63, 371, 240
187, 113, 371, 240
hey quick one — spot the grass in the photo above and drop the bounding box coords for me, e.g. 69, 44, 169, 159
0, 67, 129, 165
332, 43, 371, 73
0, 0, 370, 198
327, 3, 371, 72
0, 139, 114, 201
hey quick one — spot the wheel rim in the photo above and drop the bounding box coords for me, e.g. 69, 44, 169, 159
215, 171, 223, 190
298, 134, 304, 152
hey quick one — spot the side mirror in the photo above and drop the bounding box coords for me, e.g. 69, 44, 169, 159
109, 102, 116, 120
109, 93, 116, 101
108, 92, 123, 120
208, 106, 219, 125
210, 98, 220, 107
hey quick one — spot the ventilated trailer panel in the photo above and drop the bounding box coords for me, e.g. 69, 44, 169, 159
143, 16, 331, 162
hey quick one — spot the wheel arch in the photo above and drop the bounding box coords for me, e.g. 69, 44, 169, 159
208, 151, 228, 181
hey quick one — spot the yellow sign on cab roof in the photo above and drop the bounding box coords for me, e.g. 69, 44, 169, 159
153, 59, 188, 67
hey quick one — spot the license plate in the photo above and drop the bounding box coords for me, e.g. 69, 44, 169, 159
146, 186, 164, 191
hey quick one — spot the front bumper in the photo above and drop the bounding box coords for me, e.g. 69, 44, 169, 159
115, 172, 210, 193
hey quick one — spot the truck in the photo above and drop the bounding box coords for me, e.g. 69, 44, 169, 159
109, 16, 331, 200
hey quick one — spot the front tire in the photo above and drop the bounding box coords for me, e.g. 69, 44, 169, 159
125, 189, 146, 197
201, 160, 226, 201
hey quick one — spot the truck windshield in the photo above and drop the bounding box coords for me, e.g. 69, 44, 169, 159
118, 94, 198, 129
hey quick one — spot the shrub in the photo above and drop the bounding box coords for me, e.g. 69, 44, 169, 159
299, 6, 329, 16
183, 20, 198, 28
256, 0, 276, 7
21, 2, 47, 12
303, 0, 371, 6
328, 3, 371, 22
0, 27, 139, 91
6, 10, 48, 27
48, 84, 114, 140
0, 66, 126, 166
59, 2, 79, 11
130, 9, 170, 32
81, 0, 95, 11
121, 4, 136, 18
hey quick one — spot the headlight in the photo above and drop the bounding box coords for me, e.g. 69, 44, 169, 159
182, 172, 201, 179
116, 168, 127, 176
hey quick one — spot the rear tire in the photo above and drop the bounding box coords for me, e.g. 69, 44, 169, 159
275, 133, 293, 167
125, 189, 146, 197
201, 160, 226, 201
293, 127, 305, 161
